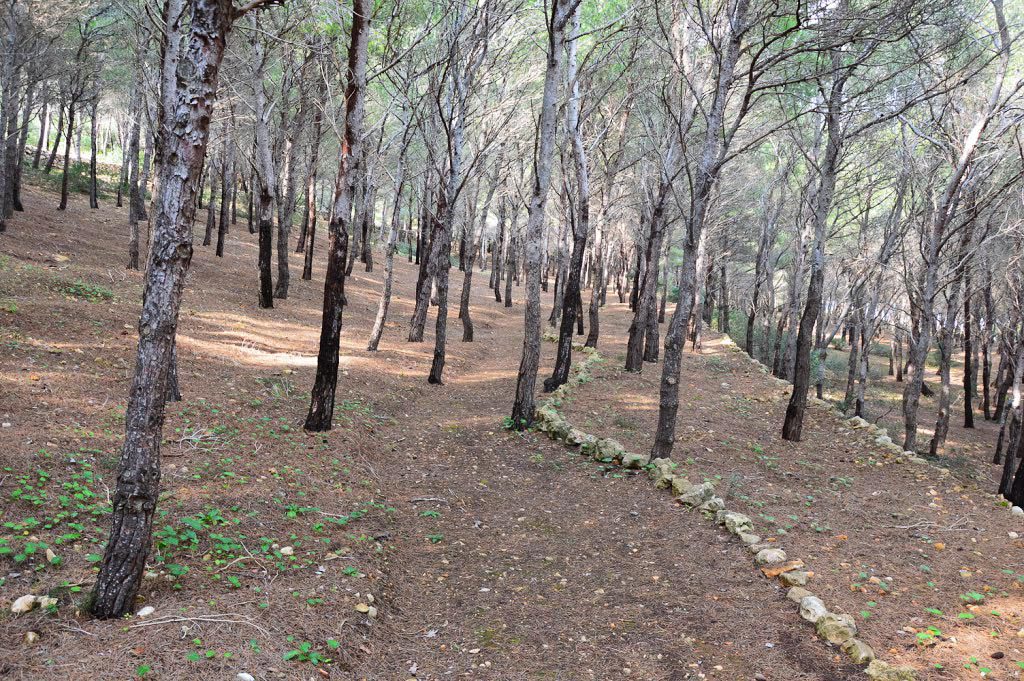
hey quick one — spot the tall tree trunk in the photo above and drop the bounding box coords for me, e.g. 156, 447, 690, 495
12, 80, 33, 212
304, 0, 367, 432
625, 192, 667, 371
510, 0, 570, 428
651, 0, 750, 459
903, 0, 1009, 452
982, 269, 995, 419
545, 9, 588, 391
44, 99, 64, 174
252, 34, 277, 309
58, 100, 76, 211
963, 267, 976, 428
126, 73, 143, 270
32, 95, 48, 169
300, 110, 322, 278
203, 155, 218, 245
92, 0, 237, 619
367, 131, 409, 351
216, 112, 234, 258
782, 51, 848, 442
88, 96, 99, 209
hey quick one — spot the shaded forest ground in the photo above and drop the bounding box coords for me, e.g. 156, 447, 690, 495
0, 184, 1021, 680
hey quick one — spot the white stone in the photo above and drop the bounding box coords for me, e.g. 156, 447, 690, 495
755, 548, 787, 565
279, 546, 295, 556
798, 596, 828, 623
237, 674, 256, 681
11, 595, 36, 614
136, 606, 156, 618
1011, 506, 1023, 517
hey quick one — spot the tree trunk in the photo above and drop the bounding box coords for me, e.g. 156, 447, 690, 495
203, 155, 218, 246
510, 0, 570, 428
367, 134, 408, 351
88, 97, 99, 209
32, 96, 48, 169
58, 101, 76, 210
92, 0, 234, 620
252, 34, 277, 309
782, 51, 847, 442
625, 192, 667, 371
12, 80, 34, 212
126, 73, 143, 270
304, 0, 367, 432
216, 113, 234, 258
300, 110, 322, 278
44, 99, 64, 174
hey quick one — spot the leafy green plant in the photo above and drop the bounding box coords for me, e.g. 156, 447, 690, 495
64, 280, 114, 302
283, 638, 331, 665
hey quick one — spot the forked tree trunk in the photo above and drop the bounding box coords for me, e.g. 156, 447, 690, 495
651, 0, 750, 459
782, 51, 847, 442
545, 15, 588, 391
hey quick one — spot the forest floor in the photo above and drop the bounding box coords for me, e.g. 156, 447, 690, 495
0, 185, 1021, 681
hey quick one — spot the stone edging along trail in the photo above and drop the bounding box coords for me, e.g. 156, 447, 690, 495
527, 335, 918, 680
727, 335, 1024, 522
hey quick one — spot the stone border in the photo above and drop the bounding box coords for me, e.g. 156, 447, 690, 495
721, 336, 1024, 518
530, 340, 917, 680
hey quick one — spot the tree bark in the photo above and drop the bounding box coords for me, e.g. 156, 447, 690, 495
510, 0, 570, 428
782, 51, 848, 442
304, 0, 368, 432
88, 96, 99, 209
544, 8, 588, 391
92, 0, 235, 619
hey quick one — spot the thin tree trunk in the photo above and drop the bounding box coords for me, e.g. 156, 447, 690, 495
88, 97, 99, 209
32, 96, 48, 169
126, 73, 143, 270
304, 0, 367, 432
545, 9, 588, 391
510, 0, 570, 428
44, 99, 64, 174
58, 101, 76, 210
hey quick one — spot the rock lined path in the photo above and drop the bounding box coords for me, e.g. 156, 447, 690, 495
0, 187, 851, 680
351, 287, 850, 680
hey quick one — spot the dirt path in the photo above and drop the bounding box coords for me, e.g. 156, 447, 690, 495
345, 294, 850, 679
0, 187, 860, 680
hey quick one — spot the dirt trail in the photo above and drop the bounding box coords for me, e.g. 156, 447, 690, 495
347, 292, 848, 679
1, 186, 849, 680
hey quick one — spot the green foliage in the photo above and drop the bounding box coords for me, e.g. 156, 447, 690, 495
64, 280, 114, 302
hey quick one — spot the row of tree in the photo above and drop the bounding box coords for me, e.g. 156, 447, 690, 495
4, 0, 1023, 618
